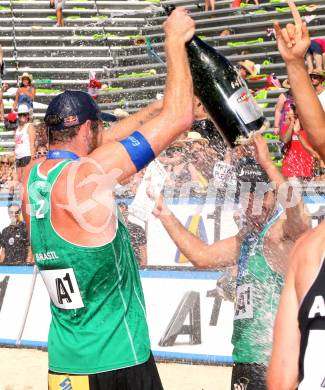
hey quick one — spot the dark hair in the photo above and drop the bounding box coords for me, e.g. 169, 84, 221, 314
49, 125, 81, 144
20, 78, 31, 87
48, 120, 99, 145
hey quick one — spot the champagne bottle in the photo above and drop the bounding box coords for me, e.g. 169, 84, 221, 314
164, 5, 267, 147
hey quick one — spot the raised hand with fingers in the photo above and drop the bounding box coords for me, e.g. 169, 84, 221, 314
274, 1, 310, 64
164, 7, 195, 44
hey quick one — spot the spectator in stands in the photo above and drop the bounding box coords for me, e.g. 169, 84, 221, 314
33, 119, 48, 150
0, 45, 3, 76
13, 73, 35, 115
113, 108, 129, 120
245, 0, 260, 5
35, 145, 48, 160
0, 156, 19, 203
160, 132, 214, 197
0, 43, 7, 122
0, 204, 32, 264
14, 104, 35, 177
309, 69, 325, 109
273, 79, 294, 135
186, 131, 217, 180
0, 155, 15, 182
4, 112, 18, 132
313, 158, 325, 181
219, 29, 233, 37
0, 43, 7, 121
129, 171, 146, 197
50, 0, 65, 27
280, 105, 316, 181
119, 202, 147, 266
205, 0, 215, 12
237, 60, 257, 80
0, 155, 11, 188
159, 142, 192, 197
185, 133, 211, 195
0, 82, 9, 124
306, 38, 325, 73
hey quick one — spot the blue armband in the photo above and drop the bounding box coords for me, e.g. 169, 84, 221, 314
120, 131, 155, 171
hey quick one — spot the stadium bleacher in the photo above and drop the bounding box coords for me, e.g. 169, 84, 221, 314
0, 0, 325, 154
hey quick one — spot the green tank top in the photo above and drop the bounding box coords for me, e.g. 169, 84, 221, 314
232, 210, 284, 365
27, 160, 150, 374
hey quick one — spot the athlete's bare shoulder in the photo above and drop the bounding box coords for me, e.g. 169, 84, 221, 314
295, 221, 325, 257
290, 224, 324, 263
288, 221, 325, 301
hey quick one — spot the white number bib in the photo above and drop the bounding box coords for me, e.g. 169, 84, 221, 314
40, 268, 84, 310
234, 283, 254, 320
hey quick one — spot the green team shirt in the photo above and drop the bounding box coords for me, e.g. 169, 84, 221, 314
232, 210, 284, 365
27, 160, 151, 374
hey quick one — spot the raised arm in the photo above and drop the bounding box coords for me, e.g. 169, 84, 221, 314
253, 134, 310, 241
275, 1, 325, 159
279, 113, 294, 144
101, 99, 164, 143
152, 195, 240, 268
274, 93, 286, 133
267, 241, 300, 390
89, 8, 195, 182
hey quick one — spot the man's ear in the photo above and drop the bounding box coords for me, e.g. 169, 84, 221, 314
80, 120, 92, 137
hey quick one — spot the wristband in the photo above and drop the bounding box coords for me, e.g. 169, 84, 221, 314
120, 131, 155, 171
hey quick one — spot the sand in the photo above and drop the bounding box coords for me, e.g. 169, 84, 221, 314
0, 348, 232, 390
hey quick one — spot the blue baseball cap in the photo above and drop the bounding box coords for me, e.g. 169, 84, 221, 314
44, 90, 117, 131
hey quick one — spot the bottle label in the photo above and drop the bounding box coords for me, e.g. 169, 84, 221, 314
228, 87, 262, 125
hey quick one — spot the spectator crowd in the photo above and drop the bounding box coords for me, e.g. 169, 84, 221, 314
1, 82, 325, 265
0, 5, 325, 270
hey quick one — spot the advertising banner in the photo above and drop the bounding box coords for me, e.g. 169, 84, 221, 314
146, 196, 325, 267
0, 266, 234, 364
1, 195, 325, 364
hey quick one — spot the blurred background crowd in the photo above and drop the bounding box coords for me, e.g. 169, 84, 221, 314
1, 24, 325, 265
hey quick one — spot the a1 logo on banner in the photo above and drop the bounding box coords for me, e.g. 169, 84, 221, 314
40, 268, 84, 310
